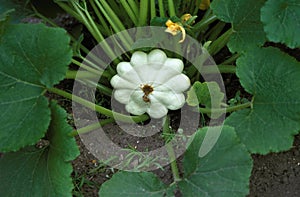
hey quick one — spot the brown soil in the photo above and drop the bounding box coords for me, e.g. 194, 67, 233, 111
248, 134, 300, 197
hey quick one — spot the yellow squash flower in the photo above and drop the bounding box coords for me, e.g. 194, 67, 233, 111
165, 20, 186, 43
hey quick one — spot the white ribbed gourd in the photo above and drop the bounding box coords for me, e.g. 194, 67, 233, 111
110, 49, 190, 119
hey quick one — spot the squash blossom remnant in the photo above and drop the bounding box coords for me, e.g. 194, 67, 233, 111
199, 0, 210, 10
165, 13, 197, 43
110, 49, 190, 119
165, 19, 186, 43
181, 13, 192, 23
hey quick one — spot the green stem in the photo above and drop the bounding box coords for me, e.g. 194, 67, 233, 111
52, 2, 119, 72
77, 56, 104, 71
139, 0, 149, 26
80, 54, 108, 71
201, 65, 236, 74
89, 0, 111, 36
70, 1, 103, 43
96, 0, 125, 32
207, 28, 233, 56
158, 0, 165, 17
54, 2, 81, 22
83, 79, 113, 96
67, 1, 116, 61
65, 70, 98, 79
94, 0, 133, 49
48, 87, 149, 123
120, 0, 138, 26
220, 53, 240, 65
185, 50, 211, 80
69, 118, 115, 136
206, 21, 226, 41
163, 116, 181, 182
150, 0, 156, 19
217, 65, 236, 73
167, 0, 176, 17
194, 15, 218, 31
198, 102, 251, 114
128, 0, 139, 18
105, 0, 121, 13
71, 59, 107, 77
65, 71, 113, 96
82, 4, 105, 42
76, 42, 90, 56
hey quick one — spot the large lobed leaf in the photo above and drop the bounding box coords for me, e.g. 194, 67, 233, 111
0, 102, 80, 197
261, 0, 300, 48
210, 0, 266, 52
226, 47, 300, 154
0, 23, 72, 152
99, 171, 174, 197
178, 126, 252, 196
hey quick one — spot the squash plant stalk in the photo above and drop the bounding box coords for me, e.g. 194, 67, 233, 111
150, 0, 156, 19
69, 118, 115, 136
206, 21, 226, 41
193, 14, 218, 32
71, 59, 108, 77
65, 70, 99, 79
201, 65, 236, 74
94, 0, 134, 47
198, 102, 252, 114
76, 56, 106, 71
168, 0, 176, 16
47, 87, 149, 123
158, 0, 165, 17
119, 0, 139, 26
163, 116, 181, 182
220, 53, 240, 65
139, 0, 149, 26
56, 1, 117, 62
89, 0, 111, 35
71, 1, 104, 43
207, 28, 233, 56
83, 79, 113, 96
128, 0, 139, 18
54, 1, 81, 22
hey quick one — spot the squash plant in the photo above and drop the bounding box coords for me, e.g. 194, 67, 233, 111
0, 0, 300, 196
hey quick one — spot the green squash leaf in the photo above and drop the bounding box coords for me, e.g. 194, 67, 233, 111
210, 0, 266, 52
186, 81, 225, 107
186, 81, 225, 118
99, 171, 173, 197
226, 47, 300, 154
179, 126, 252, 196
261, 0, 300, 48
0, 101, 79, 197
0, 23, 72, 152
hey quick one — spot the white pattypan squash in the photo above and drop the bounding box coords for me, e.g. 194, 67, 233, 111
110, 49, 190, 119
